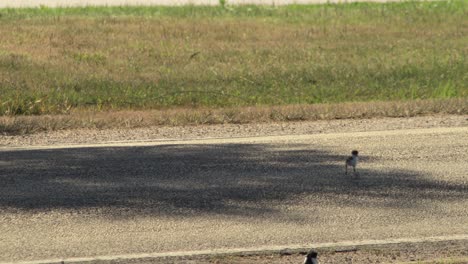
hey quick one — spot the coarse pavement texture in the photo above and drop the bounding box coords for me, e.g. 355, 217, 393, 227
0, 123, 467, 263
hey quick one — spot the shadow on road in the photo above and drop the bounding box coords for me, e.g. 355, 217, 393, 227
0, 144, 466, 217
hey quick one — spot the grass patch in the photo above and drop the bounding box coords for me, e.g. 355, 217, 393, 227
1, 98, 466, 135
0, 1, 467, 116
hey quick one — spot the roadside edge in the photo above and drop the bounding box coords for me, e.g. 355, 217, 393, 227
4, 234, 468, 264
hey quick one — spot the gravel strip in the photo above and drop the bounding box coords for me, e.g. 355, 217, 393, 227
1, 115, 467, 147
193, 239, 468, 264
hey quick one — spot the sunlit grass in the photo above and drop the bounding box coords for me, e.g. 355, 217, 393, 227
0, 1, 467, 116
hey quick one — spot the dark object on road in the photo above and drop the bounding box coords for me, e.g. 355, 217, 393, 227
335, 248, 358, 253
345, 150, 359, 176
303, 249, 318, 264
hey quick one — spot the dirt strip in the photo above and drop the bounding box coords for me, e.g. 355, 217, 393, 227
5, 236, 468, 264
1, 115, 467, 147
193, 239, 468, 264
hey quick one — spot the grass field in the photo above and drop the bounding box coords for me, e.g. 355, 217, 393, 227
0, 1, 467, 132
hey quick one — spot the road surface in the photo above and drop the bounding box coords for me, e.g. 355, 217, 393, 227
0, 126, 467, 263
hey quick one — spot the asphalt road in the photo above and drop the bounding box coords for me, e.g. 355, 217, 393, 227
1, 127, 467, 263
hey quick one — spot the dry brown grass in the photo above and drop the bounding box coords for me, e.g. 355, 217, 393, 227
1, 98, 466, 135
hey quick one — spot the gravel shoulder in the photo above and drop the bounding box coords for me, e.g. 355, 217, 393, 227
193, 239, 468, 264
1, 115, 467, 147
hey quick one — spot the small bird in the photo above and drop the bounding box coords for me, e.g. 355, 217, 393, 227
345, 150, 359, 176
303, 249, 318, 264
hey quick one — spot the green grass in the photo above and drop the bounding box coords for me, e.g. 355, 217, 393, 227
0, 1, 467, 116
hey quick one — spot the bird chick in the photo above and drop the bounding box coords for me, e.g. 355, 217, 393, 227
303, 249, 318, 264
345, 150, 359, 176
